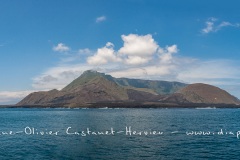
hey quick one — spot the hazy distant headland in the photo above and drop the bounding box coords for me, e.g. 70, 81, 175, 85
14, 70, 240, 108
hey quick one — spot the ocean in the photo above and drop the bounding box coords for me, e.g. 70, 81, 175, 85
0, 108, 240, 159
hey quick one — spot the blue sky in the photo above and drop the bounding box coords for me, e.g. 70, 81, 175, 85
1, 0, 240, 104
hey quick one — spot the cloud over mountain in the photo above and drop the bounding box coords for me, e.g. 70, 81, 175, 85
29, 34, 240, 100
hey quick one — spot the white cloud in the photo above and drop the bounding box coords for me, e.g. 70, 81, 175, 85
87, 42, 121, 65
53, 43, 70, 52
96, 16, 106, 23
119, 34, 158, 56
78, 48, 92, 54
0, 90, 34, 104
158, 45, 178, 64
59, 48, 93, 63
87, 34, 163, 66
32, 64, 92, 90
202, 21, 215, 34
124, 56, 151, 65
202, 17, 240, 34
166, 44, 178, 54
119, 34, 159, 65
109, 65, 175, 79
177, 60, 240, 83
218, 21, 232, 28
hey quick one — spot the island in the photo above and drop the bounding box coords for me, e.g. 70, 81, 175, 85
15, 70, 240, 108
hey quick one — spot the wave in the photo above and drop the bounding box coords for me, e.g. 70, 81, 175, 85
195, 107, 216, 109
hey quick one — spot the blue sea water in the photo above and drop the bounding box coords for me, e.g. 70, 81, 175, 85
0, 108, 240, 159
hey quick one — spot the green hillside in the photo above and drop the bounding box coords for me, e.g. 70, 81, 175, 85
62, 70, 187, 95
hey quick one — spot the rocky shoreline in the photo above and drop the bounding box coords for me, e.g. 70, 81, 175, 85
2, 102, 240, 109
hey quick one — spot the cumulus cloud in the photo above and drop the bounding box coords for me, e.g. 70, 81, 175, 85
96, 16, 106, 23
158, 45, 178, 64
119, 34, 159, 65
119, 34, 158, 56
202, 17, 240, 34
87, 42, 121, 65
53, 43, 70, 52
87, 34, 160, 66
124, 56, 151, 65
